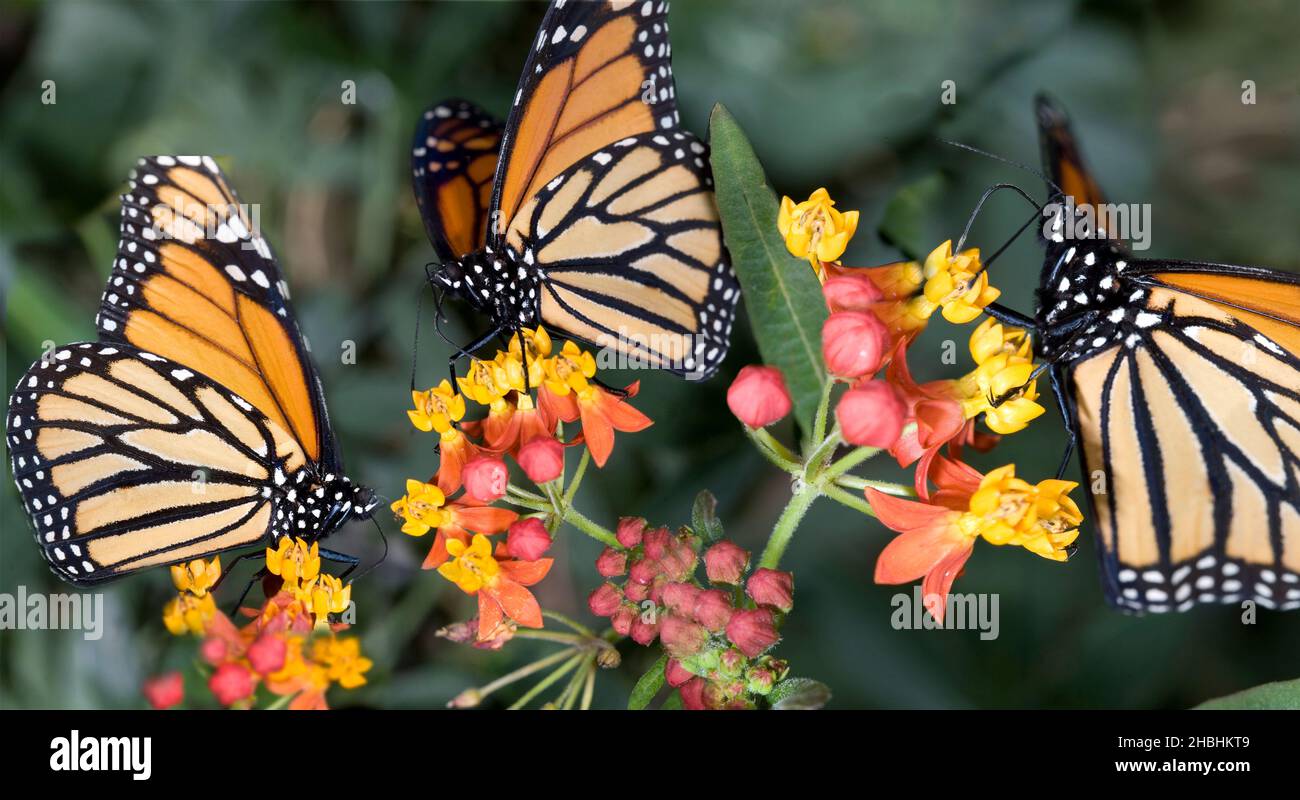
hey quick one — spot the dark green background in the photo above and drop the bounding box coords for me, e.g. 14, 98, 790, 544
1, 0, 1297, 709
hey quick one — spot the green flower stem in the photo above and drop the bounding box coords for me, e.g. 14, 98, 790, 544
504, 494, 549, 513
507, 483, 546, 502
743, 425, 800, 473
822, 483, 878, 517
811, 378, 835, 446
820, 444, 880, 483
509, 652, 585, 710
556, 656, 591, 709
470, 647, 574, 706
757, 481, 819, 569
803, 424, 843, 479
510, 629, 586, 646
562, 449, 591, 506
833, 475, 915, 496
543, 609, 595, 637
580, 663, 597, 710
562, 506, 621, 548
265, 693, 292, 711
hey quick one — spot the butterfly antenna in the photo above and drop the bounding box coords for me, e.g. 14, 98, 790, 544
941, 138, 1063, 198
954, 182, 1044, 254
350, 515, 389, 583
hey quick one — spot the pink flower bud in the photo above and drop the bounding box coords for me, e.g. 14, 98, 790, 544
659, 542, 698, 583
623, 580, 650, 604
208, 662, 255, 706
247, 633, 287, 675
199, 636, 227, 666
595, 546, 628, 577
726, 365, 792, 428
726, 608, 780, 658
143, 671, 183, 710
648, 575, 670, 606
692, 589, 734, 632
642, 526, 671, 561
587, 583, 623, 617
616, 517, 648, 548
628, 557, 659, 586
516, 436, 564, 484
823, 273, 883, 312
704, 540, 749, 585
836, 380, 907, 447
462, 455, 509, 502
610, 605, 637, 636
630, 615, 660, 646
718, 646, 747, 677
506, 518, 552, 561
661, 582, 702, 615
822, 310, 888, 378
680, 677, 708, 710
665, 658, 695, 688
745, 568, 795, 612
659, 614, 709, 659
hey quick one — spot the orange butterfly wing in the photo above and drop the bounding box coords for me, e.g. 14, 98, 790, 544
95, 156, 335, 468
412, 99, 504, 261
490, 0, 679, 235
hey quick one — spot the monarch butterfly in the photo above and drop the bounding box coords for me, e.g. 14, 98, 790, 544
986, 96, 1300, 613
6, 156, 376, 586
412, 0, 738, 380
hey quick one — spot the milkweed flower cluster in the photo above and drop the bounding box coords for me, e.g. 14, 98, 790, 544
587, 517, 798, 709
734, 188, 1086, 620
397, 327, 651, 643
147, 543, 371, 710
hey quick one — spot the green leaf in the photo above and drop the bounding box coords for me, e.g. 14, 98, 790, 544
1195, 677, 1300, 710
660, 691, 683, 710
769, 677, 832, 710
709, 104, 828, 439
691, 490, 724, 543
878, 173, 946, 261
628, 653, 668, 710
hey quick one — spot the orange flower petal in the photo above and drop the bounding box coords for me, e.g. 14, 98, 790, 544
422, 526, 469, 570
865, 488, 956, 535
499, 557, 553, 587
491, 579, 543, 628
477, 592, 505, 640
451, 505, 519, 535
921, 543, 975, 624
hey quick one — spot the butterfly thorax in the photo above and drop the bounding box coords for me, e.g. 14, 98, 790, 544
1034, 223, 1149, 363
271, 470, 377, 543
435, 245, 542, 333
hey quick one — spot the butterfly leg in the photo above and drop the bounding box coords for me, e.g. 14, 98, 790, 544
211, 549, 266, 592
319, 548, 361, 580
229, 566, 270, 616
982, 302, 1038, 329
445, 324, 504, 390
1049, 364, 1078, 480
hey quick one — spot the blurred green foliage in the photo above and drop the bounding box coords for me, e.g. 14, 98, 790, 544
1, 0, 1298, 710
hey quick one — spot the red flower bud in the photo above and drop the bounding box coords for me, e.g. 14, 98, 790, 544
199, 636, 227, 666
726, 365, 792, 428
516, 435, 564, 484
208, 662, 255, 706
659, 613, 709, 659
665, 658, 695, 688
587, 583, 623, 617
745, 568, 795, 612
822, 273, 883, 312
822, 310, 888, 378
648, 575, 670, 606
630, 614, 660, 646
692, 589, 735, 632
616, 516, 648, 548
247, 633, 287, 675
836, 380, 907, 447
661, 582, 702, 615
726, 608, 780, 658
680, 677, 708, 710
506, 518, 553, 561
704, 540, 749, 585
595, 546, 628, 577
142, 671, 184, 710
610, 605, 637, 636
462, 455, 508, 502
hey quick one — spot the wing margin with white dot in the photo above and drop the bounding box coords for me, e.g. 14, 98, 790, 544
7, 344, 308, 586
